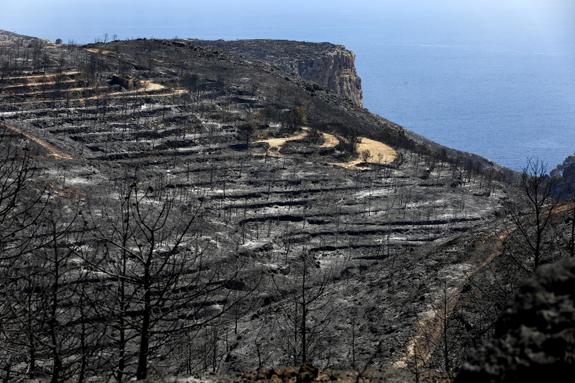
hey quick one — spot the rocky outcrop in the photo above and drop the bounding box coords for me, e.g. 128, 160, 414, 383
456, 257, 575, 383
551, 154, 575, 201
195, 40, 363, 106
296, 47, 363, 107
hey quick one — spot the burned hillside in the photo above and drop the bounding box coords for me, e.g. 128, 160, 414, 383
2, 29, 569, 382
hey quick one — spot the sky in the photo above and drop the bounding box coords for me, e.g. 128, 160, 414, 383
1, 0, 574, 47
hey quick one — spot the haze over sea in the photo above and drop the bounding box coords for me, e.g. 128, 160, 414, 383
1, 0, 574, 170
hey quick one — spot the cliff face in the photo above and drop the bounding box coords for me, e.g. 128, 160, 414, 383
195, 39, 364, 106
296, 47, 363, 106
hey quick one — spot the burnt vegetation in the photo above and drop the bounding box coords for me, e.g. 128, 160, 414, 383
0, 30, 573, 382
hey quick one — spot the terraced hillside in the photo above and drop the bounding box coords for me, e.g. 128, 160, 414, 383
0, 30, 514, 379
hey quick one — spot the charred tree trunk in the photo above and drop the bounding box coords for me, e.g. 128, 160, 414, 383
136, 265, 152, 380
570, 203, 575, 258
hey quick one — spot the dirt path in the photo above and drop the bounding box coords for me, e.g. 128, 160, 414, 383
391, 227, 511, 370
257, 128, 341, 153
393, 201, 575, 370
1, 79, 79, 90
256, 130, 396, 168
0, 86, 108, 98
2, 125, 73, 160
256, 127, 310, 155
551, 202, 575, 215
85, 48, 113, 55
0, 71, 80, 82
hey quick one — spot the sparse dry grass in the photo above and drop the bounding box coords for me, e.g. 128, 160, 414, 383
256, 127, 310, 154
141, 80, 166, 91
320, 131, 339, 148
334, 137, 397, 169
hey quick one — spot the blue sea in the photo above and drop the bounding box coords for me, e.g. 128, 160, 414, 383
1, 0, 574, 170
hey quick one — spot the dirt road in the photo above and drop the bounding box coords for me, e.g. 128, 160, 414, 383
2, 124, 73, 160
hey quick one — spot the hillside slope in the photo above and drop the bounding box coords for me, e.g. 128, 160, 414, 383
0, 30, 516, 379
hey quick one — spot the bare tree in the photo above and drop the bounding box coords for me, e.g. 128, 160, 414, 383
2, 202, 93, 383
360, 149, 371, 164
38, 207, 85, 383
238, 111, 260, 148
0, 133, 51, 378
570, 192, 575, 258
273, 252, 332, 365
438, 282, 453, 374
508, 159, 558, 271
86, 180, 242, 380
85, 183, 137, 383
0, 132, 48, 262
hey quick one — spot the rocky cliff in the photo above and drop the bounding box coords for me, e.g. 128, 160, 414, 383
297, 46, 363, 107
195, 39, 364, 106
